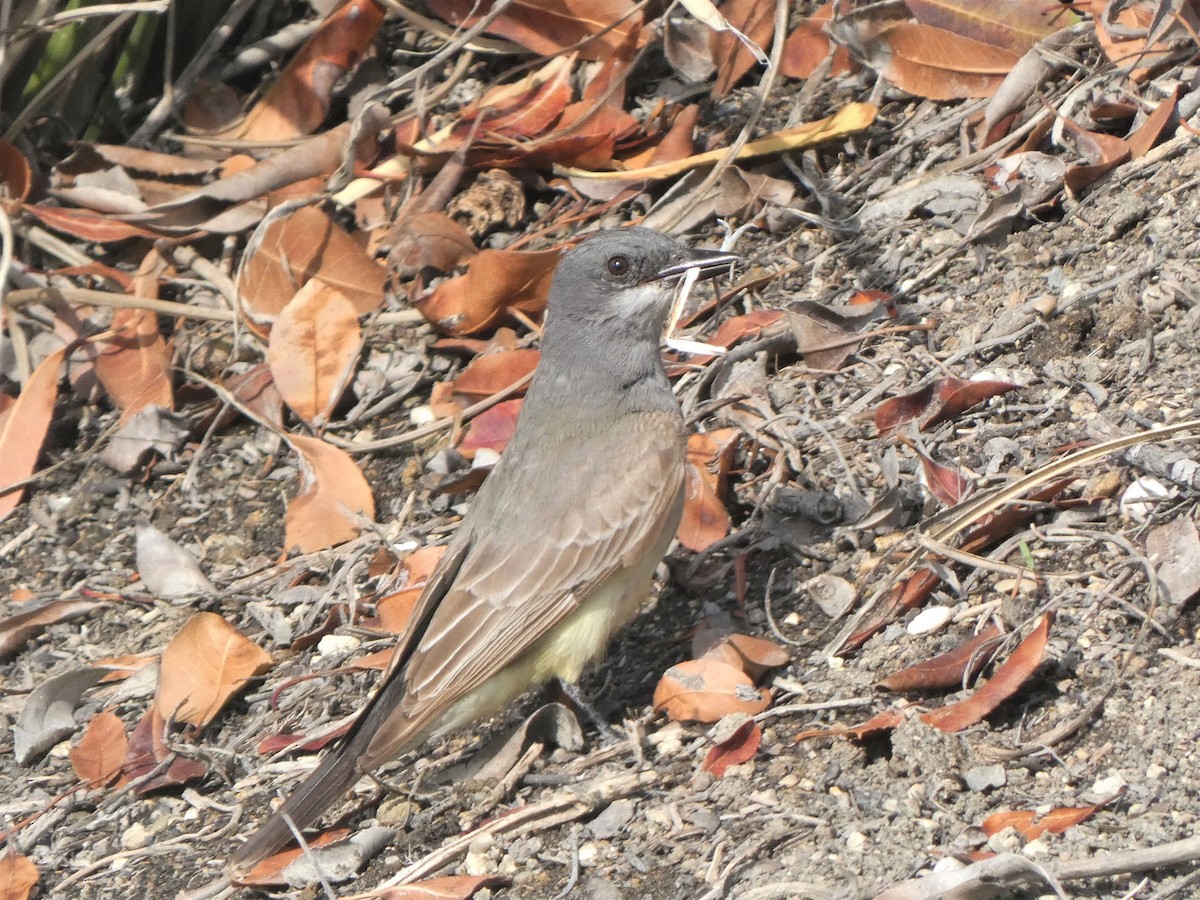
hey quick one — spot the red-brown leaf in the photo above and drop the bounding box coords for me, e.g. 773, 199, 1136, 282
703, 719, 762, 776
920, 613, 1052, 732
284, 434, 376, 552
70, 710, 128, 786
876, 624, 1003, 693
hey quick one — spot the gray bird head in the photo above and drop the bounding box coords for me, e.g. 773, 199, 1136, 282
545, 227, 740, 339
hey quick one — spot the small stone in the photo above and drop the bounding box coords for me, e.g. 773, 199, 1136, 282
965, 764, 1007, 792
907, 606, 952, 635
1120, 477, 1172, 522
122, 822, 150, 850
1091, 773, 1127, 797
588, 800, 634, 840
577, 842, 602, 867
1029, 294, 1057, 317
845, 830, 868, 852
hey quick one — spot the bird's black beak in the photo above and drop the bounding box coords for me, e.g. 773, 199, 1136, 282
646, 247, 742, 284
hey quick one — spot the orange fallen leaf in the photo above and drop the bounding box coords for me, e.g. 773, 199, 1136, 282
875, 23, 1017, 100
712, 0, 775, 97
376, 545, 448, 633
451, 349, 540, 404
92, 249, 173, 421
678, 428, 740, 552
416, 248, 559, 335
0, 347, 66, 522
284, 433, 376, 553
70, 709, 128, 786
240, 205, 386, 323
0, 850, 38, 900
267, 279, 363, 426
457, 399, 523, 459
155, 612, 273, 729
782, 1, 854, 79
121, 706, 208, 792
981, 801, 1103, 840
0, 598, 104, 662
918, 451, 973, 507
425, 0, 642, 62
234, 828, 351, 887
223, 0, 385, 141
876, 624, 1003, 693
654, 657, 770, 723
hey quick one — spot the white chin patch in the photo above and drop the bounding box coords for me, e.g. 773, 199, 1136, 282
614, 283, 671, 317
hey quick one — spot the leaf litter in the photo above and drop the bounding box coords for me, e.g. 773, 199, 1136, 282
3, 0, 1200, 897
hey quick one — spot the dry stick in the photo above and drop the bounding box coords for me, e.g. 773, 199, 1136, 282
4, 284, 425, 327
826, 418, 1200, 658
128, 0, 256, 144
327, 371, 535, 453
357, 771, 659, 893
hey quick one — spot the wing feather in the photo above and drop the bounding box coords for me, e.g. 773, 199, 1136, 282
362, 410, 684, 763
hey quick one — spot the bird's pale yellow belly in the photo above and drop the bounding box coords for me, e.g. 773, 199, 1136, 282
428, 568, 649, 741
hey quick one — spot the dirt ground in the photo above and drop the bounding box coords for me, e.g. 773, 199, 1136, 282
5, 11, 1200, 900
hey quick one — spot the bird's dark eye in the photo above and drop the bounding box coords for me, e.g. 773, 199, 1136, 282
607, 255, 630, 277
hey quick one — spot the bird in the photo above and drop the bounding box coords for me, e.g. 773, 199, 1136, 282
228, 227, 740, 875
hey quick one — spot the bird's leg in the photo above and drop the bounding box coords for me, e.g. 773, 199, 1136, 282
552, 678, 623, 743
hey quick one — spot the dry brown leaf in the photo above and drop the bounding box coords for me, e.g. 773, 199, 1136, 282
876, 624, 1003, 693
782, 1, 854, 79
0, 347, 65, 522
981, 802, 1103, 840
712, 0, 775, 97
155, 612, 273, 729
120, 706, 208, 792
89, 248, 174, 421
920, 613, 1051, 732
0, 598, 104, 662
235, 829, 353, 887
451, 349, 540, 404
0, 851, 38, 900
906, 0, 1072, 55
653, 657, 770, 722
267, 279, 363, 426
284, 433, 376, 553
425, 0, 642, 61
702, 720, 761, 776
457, 398, 523, 459
241, 205, 386, 322
221, 0, 385, 141
677, 428, 740, 552
375, 545, 448, 633
415, 248, 559, 335
0, 139, 32, 203
873, 23, 1017, 99
70, 709, 128, 786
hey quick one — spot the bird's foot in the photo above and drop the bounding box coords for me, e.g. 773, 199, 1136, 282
553, 678, 623, 744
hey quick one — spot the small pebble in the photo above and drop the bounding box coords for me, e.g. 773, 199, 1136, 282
965, 764, 1007, 792
908, 606, 952, 635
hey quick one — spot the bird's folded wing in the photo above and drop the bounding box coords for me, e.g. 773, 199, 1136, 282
364, 414, 685, 762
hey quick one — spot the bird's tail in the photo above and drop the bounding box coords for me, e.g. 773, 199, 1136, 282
226, 682, 402, 878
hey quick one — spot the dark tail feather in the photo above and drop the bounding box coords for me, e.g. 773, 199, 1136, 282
227, 686, 403, 877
